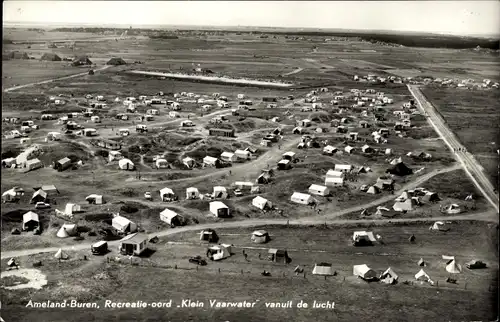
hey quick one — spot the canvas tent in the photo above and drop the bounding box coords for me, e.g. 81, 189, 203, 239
312, 263, 334, 276
54, 249, 69, 260
7, 51, 30, 59
212, 186, 228, 199
353, 264, 378, 281
380, 267, 399, 284
234, 149, 251, 160
366, 186, 380, 194
430, 221, 445, 231
186, 187, 200, 200
352, 231, 377, 246
415, 269, 433, 284
112, 215, 138, 234
118, 158, 135, 170
252, 196, 272, 210
290, 192, 314, 205
446, 260, 462, 274
54, 157, 72, 172
207, 245, 231, 261
56, 223, 77, 238
393, 198, 418, 212
86, 194, 103, 204
183, 157, 195, 168
26, 158, 43, 171
106, 57, 126, 65
160, 208, 184, 227
308, 184, 330, 196
323, 145, 338, 155
72, 55, 92, 66
41, 53, 61, 61
325, 177, 344, 187
200, 229, 219, 243
220, 152, 237, 163
209, 201, 230, 217
251, 230, 270, 244
326, 169, 344, 178
268, 249, 291, 264
386, 162, 413, 176
23, 211, 39, 231
64, 203, 81, 215
30, 189, 47, 204
203, 156, 219, 167
160, 187, 176, 201
418, 258, 426, 267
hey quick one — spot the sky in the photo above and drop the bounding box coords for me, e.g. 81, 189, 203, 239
3, 1, 500, 36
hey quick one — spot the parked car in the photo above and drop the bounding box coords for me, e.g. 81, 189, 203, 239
234, 189, 243, 197
466, 260, 487, 269
35, 202, 50, 209
189, 256, 207, 266
144, 192, 152, 200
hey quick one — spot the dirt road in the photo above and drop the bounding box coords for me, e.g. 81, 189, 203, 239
1, 209, 495, 259
3, 65, 111, 93
408, 85, 499, 212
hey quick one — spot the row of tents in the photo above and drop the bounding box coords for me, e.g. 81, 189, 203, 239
3, 51, 127, 66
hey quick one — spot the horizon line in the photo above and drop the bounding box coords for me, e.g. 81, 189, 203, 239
3, 21, 500, 39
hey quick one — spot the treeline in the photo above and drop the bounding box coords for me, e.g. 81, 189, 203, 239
149, 34, 179, 39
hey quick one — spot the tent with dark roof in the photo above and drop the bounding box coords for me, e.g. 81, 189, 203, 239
106, 57, 127, 65
72, 55, 92, 66
386, 162, 413, 176
41, 53, 62, 61
8, 51, 30, 60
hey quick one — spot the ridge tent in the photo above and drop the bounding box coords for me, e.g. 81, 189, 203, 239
446, 260, 462, 274
200, 229, 219, 243
159, 208, 184, 227
23, 211, 39, 231
186, 187, 200, 200
380, 267, 399, 284
160, 187, 176, 201
106, 57, 126, 65
415, 269, 434, 284
386, 162, 413, 176
41, 53, 61, 61
207, 245, 231, 261
112, 215, 137, 234
54, 248, 69, 260
252, 196, 272, 210
268, 249, 291, 264
308, 184, 330, 196
212, 186, 228, 199
209, 201, 230, 217
290, 192, 314, 205
353, 264, 378, 281
30, 189, 47, 204
352, 231, 376, 246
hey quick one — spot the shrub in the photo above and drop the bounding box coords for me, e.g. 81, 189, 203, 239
120, 204, 139, 213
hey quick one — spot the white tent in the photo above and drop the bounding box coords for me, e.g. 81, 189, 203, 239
86, 194, 103, 204
380, 267, 399, 284
390, 157, 403, 165
56, 223, 77, 238
366, 186, 380, 194
323, 145, 337, 154
353, 264, 378, 280
186, 187, 200, 200
430, 221, 445, 231
112, 215, 137, 233
159, 208, 180, 225
208, 245, 231, 261
212, 186, 228, 199
209, 201, 230, 217
344, 146, 354, 154
26, 158, 43, 171
183, 157, 195, 168
108, 151, 122, 162
446, 260, 462, 274
252, 196, 272, 210
312, 263, 334, 276
282, 151, 296, 161
352, 231, 377, 243
54, 248, 69, 260
308, 184, 330, 196
234, 149, 251, 160
118, 158, 135, 170
203, 156, 218, 166
290, 192, 314, 205
22, 211, 39, 230
415, 269, 433, 284
160, 187, 176, 201
64, 203, 81, 215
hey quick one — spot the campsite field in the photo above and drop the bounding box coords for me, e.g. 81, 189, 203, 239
2, 27, 499, 321
1, 221, 497, 322
421, 86, 500, 186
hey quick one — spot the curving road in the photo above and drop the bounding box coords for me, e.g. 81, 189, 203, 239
3, 65, 111, 93
408, 85, 499, 212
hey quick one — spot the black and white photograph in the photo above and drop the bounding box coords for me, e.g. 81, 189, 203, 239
1, 1, 499, 321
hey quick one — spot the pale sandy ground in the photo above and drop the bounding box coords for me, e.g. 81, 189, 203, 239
1, 268, 48, 290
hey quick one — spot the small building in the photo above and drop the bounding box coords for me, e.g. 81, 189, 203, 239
252, 196, 272, 210
160, 208, 184, 227
159, 187, 176, 202
290, 192, 314, 205
308, 184, 330, 197
220, 152, 237, 163
186, 187, 200, 200
234, 149, 251, 160
112, 215, 138, 234
209, 128, 235, 137
23, 211, 40, 231
268, 249, 291, 264
118, 233, 148, 256
203, 156, 219, 167
251, 230, 270, 244
209, 201, 230, 217
54, 157, 72, 172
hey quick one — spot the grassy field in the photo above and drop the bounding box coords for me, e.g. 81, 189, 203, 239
421, 86, 499, 186
1, 221, 497, 321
